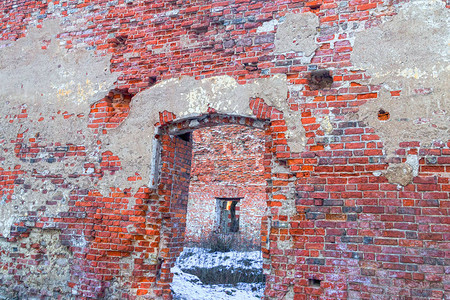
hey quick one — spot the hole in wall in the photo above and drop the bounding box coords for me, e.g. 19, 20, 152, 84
308, 70, 333, 90
377, 109, 390, 121
308, 278, 321, 287
110, 35, 128, 50
278, 159, 287, 166
191, 24, 209, 34
243, 62, 259, 72
148, 76, 157, 87
177, 132, 191, 142
308, 3, 322, 11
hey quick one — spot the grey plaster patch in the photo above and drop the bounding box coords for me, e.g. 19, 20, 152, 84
274, 12, 319, 62
102, 75, 305, 195
272, 163, 293, 175
0, 18, 115, 119
384, 163, 414, 186
351, 0, 449, 155
0, 203, 16, 238
277, 238, 293, 250
0, 17, 115, 152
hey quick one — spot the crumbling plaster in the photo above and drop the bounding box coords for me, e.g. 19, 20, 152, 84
377, 154, 420, 186
0, 18, 116, 124
0, 15, 310, 237
103, 74, 305, 195
0, 1, 447, 298
0, 18, 117, 237
0, 229, 72, 298
351, 0, 449, 156
273, 12, 320, 63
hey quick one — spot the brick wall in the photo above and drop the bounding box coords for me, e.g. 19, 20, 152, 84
0, 0, 448, 299
185, 125, 266, 244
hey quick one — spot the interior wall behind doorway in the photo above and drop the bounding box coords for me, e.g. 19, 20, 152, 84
185, 125, 267, 245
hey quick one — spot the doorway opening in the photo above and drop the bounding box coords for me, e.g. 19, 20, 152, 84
152, 114, 270, 299
173, 124, 267, 299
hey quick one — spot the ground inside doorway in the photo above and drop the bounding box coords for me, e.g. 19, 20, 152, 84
171, 247, 265, 300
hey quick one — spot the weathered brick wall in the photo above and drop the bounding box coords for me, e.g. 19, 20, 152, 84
0, 0, 448, 299
185, 125, 266, 244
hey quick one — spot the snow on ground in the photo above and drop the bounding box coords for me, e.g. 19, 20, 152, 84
171, 266, 264, 300
176, 247, 263, 270
171, 247, 265, 300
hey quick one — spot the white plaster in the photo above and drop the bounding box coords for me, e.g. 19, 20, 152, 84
257, 19, 279, 33
406, 154, 419, 177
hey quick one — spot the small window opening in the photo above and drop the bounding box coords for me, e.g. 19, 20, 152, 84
217, 198, 241, 233
308, 278, 321, 287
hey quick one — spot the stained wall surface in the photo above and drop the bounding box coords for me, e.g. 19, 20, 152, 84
0, 0, 449, 299
185, 125, 266, 244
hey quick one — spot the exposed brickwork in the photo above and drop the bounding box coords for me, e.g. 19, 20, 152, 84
0, 0, 449, 299
88, 89, 133, 132
186, 125, 266, 243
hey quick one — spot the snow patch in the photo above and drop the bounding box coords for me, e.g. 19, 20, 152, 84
171, 247, 265, 300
